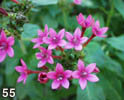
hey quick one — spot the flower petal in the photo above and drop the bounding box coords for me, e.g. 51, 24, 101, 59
95, 20, 100, 28
87, 74, 99, 82
49, 28, 57, 37
72, 71, 80, 79
76, 13, 85, 25
52, 80, 60, 89
0, 52, 6, 62
7, 36, 14, 46
85, 63, 96, 73
47, 71, 56, 79
58, 40, 66, 47
78, 59, 85, 71
80, 37, 88, 44
32, 38, 39, 43
75, 45, 82, 51
44, 24, 48, 34
74, 27, 81, 37
100, 27, 108, 35
64, 70, 72, 78
43, 37, 51, 44
0, 30, 7, 40
47, 57, 54, 64
61, 79, 69, 89
48, 44, 56, 50
7, 47, 14, 57
65, 32, 73, 41
56, 63, 64, 73
38, 60, 46, 68
64, 43, 73, 49
58, 29, 65, 39
15, 66, 24, 72
79, 78, 87, 90
21, 59, 27, 69
17, 75, 24, 83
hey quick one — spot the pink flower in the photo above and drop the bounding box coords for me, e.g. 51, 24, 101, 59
43, 28, 66, 49
36, 47, 54, 68
72, 59, 99, 90
74, 0, 82, 5
38, 72, 48, 84
15, 59, 29, 84
65, 27, 88, 51
32, 24, 49, 48
77, 13, 94, 28
47, 63, 72, 89
92, 20, 108, 37
0, 30, 14, 62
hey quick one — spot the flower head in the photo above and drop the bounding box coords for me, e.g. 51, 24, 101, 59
72, 59, 99, 90
38, 72, 48, 84
32, 24, 49, 48
43, 28, 66, 49
92, 20, 108, 37
15, 59, 29, 84
0, 30, 14, 62
36, 46, 54, 68
74, 0, 82, 5
47, 63, 72, 89
65, 27, 88, 51
77, 13, 94, 28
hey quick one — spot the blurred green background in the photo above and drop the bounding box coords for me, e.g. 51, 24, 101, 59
0, 0, 124, 100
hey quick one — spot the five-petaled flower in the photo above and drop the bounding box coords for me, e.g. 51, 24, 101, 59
77, 13, 94, 28
65, 27, 88, 51
74, 0, 82, 5
0, 30, 14, 62
72, 59, 99, 90
32, 24, 49, 48
43, 28, 66, 49
38, 72, 49, 84
36, 46, 54, 68
92, 20, 108, 37
47, 63, 72, 89
15, 59, 29, 84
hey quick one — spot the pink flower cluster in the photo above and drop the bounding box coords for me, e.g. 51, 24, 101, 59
15, 13, 108, 90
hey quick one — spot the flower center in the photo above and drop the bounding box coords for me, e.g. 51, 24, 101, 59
52, 37, 59, 44
0, 42, 7, 50
81, 72, 88, 77
57, 75, 63, 81
72, 37, 79, 45
41, 53, 49, 60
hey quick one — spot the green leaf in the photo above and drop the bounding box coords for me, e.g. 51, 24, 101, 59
113, 0, 124, 17
22, 24, 40, 39
30, 0, 59, 6
107, 35, 124, 52
77, 83, 105, 100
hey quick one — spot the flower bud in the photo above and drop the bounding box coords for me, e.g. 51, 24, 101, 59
38, 72, 48, 84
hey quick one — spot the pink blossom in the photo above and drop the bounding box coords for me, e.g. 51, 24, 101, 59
32, 24, 49, 48
65, 27, 88, 51
47, 63, 72, 89
77, 13, 94, 28
92, 20, 108, 37
72, 59, 99, 90
36, 47, 54, 68
0, 30, 14, 62
38, 72, 48, 84
43, 28, 66, 50
15, 59, 28, 84
74, 0, 82, 5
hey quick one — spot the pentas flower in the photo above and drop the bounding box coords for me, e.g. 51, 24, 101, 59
36, 47, 54, 68
32, 24, 49, 48
77, 13, 94, 28
72, 59, 99, 90
0, 30, 14, 62
92, 20, 108, 37
65, 27, 88, 51
38, 72, 48, 84
43, 28, 66, 50
47, 63, 72, 89
15, 59, 29, 84
74, 0, 82, 5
